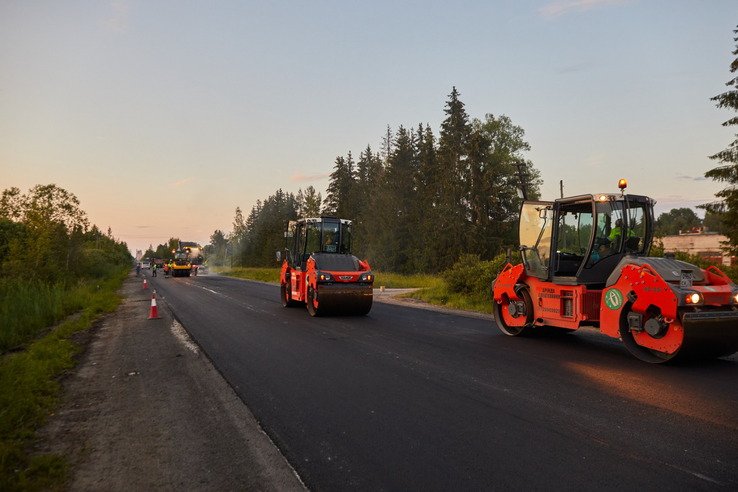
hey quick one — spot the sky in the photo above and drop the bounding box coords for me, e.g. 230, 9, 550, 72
1, 1, 737, 256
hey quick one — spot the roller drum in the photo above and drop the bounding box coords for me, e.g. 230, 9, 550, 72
313, 284, 373, 316
677, 310, 738, 361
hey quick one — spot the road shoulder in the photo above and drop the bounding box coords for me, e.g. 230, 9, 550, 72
33, 272, 305, 491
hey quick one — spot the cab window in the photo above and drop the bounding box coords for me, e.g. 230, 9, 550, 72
305, 222, 321, 255
519, 202, 553, 279
322, 223, 340, 253
624, 201, 648, 254
586, 201, 624, 268
340, 222, 352, 254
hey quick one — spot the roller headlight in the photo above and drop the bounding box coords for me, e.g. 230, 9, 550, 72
317, 271, 333, 282
360, 271, 374, 282
732, 291, 738, 304
685, 292, 702, 305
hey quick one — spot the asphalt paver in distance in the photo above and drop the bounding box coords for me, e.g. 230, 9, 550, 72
34, 271, 306, 492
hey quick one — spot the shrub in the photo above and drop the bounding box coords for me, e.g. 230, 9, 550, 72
443, 251, 521, 299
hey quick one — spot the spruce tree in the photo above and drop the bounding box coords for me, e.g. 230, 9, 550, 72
436, 87, 472, 269
702, 26, 738, 254
323, 154, 356, 217
375, 126, 417, 272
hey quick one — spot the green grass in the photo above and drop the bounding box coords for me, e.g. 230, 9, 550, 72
214, 267, 493, 314
373, 272, 440, 289
215, 267, 443, 290
0, 280, 92, 353
0, 269, 127, 491
404, 284, 496, 314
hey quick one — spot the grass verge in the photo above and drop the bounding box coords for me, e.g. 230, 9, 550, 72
214, 267, 443, 290
215, 267, 281, 283
213, 267, 493, 314
404, 283, 496, 314
0, 269, 127, 491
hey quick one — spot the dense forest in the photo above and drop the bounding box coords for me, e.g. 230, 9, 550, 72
210, 88, 543, 273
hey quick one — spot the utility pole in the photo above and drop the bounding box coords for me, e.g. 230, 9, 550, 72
512, 162, 529, 201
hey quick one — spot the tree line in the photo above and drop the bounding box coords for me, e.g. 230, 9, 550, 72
654, 208, 726, 238
0, 184, 132, 350
215, 88, 543, 273
0, 184, 131, 283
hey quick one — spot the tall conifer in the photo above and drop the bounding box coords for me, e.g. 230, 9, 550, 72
702, 26, 738, 254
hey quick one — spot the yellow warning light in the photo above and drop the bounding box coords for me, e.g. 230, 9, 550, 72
618, 179, 627, 190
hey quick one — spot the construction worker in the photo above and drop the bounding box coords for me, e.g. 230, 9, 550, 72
609, 218, 634, 249
136, 262, 141, 276
164, 261, 169, 278
152, 263, 157, 277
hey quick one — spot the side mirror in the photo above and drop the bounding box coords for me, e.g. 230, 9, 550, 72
276, 251, 281, 262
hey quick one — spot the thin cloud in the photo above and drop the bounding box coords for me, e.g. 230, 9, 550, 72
539, 0, 631, 19
556, 63, 592, 75
585, 152, 606, 167
108, 1, 131, 32
652, 195, 713, 210
172, 177, 195, 188
290, 171, 330, 183
676, 174, 708, 182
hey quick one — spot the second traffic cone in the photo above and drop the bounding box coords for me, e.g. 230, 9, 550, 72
148, 293, 160, 320
143, 278, 148, 290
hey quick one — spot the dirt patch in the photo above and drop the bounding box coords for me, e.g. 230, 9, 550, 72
32, 272, 305, 492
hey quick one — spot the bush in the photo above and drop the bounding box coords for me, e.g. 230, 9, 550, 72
443, 251, 522, 299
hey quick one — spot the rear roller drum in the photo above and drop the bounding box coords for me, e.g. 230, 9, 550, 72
281, 284, 297, 307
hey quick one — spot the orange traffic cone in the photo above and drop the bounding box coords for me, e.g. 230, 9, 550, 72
143, 278, 148, 290
148, 293, 160, 320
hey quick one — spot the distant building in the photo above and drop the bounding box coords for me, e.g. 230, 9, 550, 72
660, 231, 735, 266
136, 249, 143, 261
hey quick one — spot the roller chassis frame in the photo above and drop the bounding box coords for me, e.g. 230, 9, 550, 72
493, 256, 738, 363
279, 217, 374, 317
493, 186, 738, 363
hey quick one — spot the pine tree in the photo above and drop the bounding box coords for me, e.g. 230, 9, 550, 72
702, 26, 738, 254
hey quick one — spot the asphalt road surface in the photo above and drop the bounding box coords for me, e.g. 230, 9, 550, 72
147, 273, 738, 491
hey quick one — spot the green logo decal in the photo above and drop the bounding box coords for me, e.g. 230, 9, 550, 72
604, 288, 623, 310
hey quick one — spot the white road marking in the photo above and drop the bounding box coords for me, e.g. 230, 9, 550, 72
171, 319, 199, 355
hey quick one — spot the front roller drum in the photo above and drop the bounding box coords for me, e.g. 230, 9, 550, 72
494, 288, 534, 337
622, 309, 738, 363
307, 285, 373, 317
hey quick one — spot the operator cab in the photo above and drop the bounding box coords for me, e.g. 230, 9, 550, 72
283, 217, 354, 271
519, 181, 654, 288
174, 250, 189, 264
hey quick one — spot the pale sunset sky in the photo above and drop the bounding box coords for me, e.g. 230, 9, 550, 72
1, 1, 737, 255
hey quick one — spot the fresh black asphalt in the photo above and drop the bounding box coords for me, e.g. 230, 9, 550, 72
147, 273, 738, 491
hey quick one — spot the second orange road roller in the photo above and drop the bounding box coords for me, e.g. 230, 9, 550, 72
492, 179, 738, 363
278, 216, 374, 316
